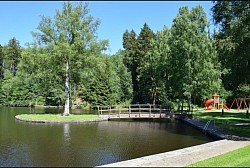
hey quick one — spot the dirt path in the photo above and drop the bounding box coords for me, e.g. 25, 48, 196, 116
99, 140, 250, 167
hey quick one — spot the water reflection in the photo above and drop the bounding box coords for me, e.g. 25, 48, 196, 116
63, 123, 71, 146
0, 107, 214, 167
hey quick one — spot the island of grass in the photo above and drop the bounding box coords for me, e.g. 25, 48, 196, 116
15, 114, 107, 123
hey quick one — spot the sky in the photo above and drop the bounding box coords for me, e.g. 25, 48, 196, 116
0, 1, 215, 55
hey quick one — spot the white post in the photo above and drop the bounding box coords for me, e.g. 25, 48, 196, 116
129, 105, 131, 118
149, 104, 151, 118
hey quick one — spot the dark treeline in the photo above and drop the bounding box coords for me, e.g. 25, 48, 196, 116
0, 1, 249, 111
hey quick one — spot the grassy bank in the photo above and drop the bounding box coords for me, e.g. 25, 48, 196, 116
188, 145, 250, 167
16, 114, 104, 122
192, 109, 250, 137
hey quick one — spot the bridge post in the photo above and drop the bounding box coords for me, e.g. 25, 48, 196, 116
108, 106, 111, 118
139, 104, 141, 118
119, 105, 121, 118
160, 105, 162, 118
149, 104, 151, 118
97, 106, 100, 117
181, 99, 184, 114
129, 105, 131, 118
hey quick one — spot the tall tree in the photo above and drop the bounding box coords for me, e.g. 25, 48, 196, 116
169, 6, 222, 105
5, 38, 21, 76
144, 26, 171, 105
137, 23, 155, 104
32, 2, 108, 115
212, 1, 250, 97
122, 29, 140, 103
111, 51, 133, 103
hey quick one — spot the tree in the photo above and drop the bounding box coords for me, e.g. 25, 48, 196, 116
5, 38, 21, 76
137, 23, 155, 104
212, 1, 250, 98
169, 6, 222, 105
111, 51, 133, 103
122, 23, 155, 104
32, 2, 108, 115
80, 54, 120, 106
144, 26, 171, 105
122, 29, 140, 103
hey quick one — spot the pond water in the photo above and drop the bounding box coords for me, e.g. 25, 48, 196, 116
0, 106, 213, 167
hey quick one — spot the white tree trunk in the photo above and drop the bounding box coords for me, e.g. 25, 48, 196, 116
63, 61, 70, 116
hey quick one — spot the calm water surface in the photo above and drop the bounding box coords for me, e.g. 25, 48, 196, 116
0, 106, 213, 167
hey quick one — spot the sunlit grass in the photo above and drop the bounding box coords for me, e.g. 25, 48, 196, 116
192, 109, 250, 137
16, 114, 104, 122
188, 145, 250, 167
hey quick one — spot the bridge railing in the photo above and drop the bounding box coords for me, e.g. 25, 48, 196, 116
97, 104, 172, 118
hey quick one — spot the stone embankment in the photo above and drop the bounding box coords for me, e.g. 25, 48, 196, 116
182, 118, 250, 141
99, 139, 250, 167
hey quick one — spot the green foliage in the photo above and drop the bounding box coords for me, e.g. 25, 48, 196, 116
31, 2, 108, 111
0, 2, 126, 108
0, 2, 248, 109
212, 1, 250, 98
122, 23, 155, 103
5, 38, 21, 76
79, 53, 132, 107
144, 26, 171, 105
137, 23, 155, 103
122, 29, 140, 103
169, 6, 222, 105
111, 52, 133, 103
0, 44, 4, 79
236, 84, 250, 98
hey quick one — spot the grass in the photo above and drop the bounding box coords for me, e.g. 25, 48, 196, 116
192, 109, 250, 137
188, 145, 250, 167
16, 113, 104, 122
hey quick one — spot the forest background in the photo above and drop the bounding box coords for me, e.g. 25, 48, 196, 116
0, 1, 249, 112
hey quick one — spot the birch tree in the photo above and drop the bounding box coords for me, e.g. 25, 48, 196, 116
32, 2, 108, 116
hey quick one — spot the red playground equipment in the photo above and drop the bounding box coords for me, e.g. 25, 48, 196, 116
205, 93, 229, 110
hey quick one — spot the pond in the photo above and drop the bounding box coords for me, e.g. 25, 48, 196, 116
0, 106, 213, 167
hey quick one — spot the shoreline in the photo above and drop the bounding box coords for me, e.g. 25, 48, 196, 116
181, 118, 250, 141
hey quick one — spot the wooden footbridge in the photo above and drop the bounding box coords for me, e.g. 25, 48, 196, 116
97, 104, 189, 119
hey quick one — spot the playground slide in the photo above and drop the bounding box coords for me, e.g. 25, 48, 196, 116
205, 99, 230, 110
205, 99, 214, 110
222, 104, 229, 110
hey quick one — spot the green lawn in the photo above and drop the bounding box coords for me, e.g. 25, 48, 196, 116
16, 114, 104, 122
192, 109, 250, 137
188, 145, 250, 167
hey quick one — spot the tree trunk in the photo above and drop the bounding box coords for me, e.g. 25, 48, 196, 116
63, 61, 70, 116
